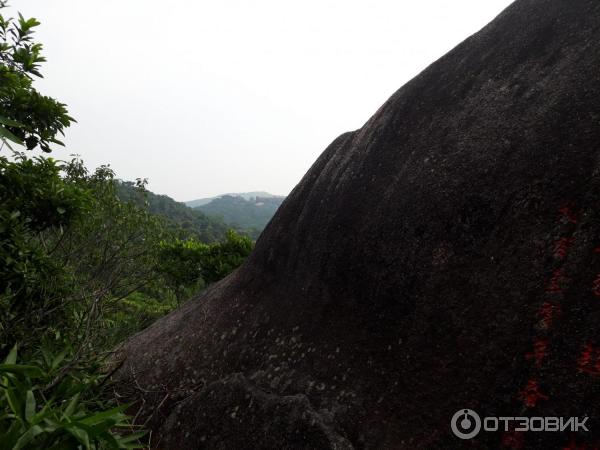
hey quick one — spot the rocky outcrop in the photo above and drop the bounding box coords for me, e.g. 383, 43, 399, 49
114, 1, 600, 448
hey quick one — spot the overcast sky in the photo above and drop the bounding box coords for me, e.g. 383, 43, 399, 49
11, 0, 514, 201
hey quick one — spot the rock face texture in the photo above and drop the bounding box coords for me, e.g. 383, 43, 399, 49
115, 1, 600, 448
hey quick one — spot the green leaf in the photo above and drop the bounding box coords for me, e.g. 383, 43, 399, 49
28, 402, 52, 426
49, 137, 65, 146
118, 430, 147, 444
0, 116, 24, 127
0, 421, 22, 450
40, 347, 53, 369
4, 345, 17, 364
0, 364, 44, 377
63, 393, 79, 418
96, 430, 122, 448
40, 417, 60, 434
13, 425, 44, 450
64, 423, 91, 449
46, 440, 74, 450
79, 404, 128, 426
51, 349, 68, 370
24, 390, 36, 422
5, 387, 23, 418
0, 125, 23, 145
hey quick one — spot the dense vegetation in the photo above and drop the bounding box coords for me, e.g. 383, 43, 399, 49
115, 182, 229, 243
195, 194, 285, 239
185, 191, 277, 208
0, 5, 253, 448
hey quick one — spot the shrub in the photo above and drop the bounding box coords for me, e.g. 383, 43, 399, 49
0, 345, 145, 449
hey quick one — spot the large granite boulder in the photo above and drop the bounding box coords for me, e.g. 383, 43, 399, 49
114, 0, 600, 448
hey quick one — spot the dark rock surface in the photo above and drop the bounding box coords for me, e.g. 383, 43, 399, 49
114, 1, 600, 448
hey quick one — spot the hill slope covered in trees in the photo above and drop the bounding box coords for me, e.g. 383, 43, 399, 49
195, 194, 285, 238
115, 181, 230, 242
185, 191, 280, 208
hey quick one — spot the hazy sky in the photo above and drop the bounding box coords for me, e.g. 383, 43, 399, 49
10, 0, 514, 201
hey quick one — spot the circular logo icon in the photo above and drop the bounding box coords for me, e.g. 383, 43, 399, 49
451, 409, 481, 440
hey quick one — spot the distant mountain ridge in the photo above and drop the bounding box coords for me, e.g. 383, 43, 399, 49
185, 191, 283, 208
116, 184, 285, 241
115, 181, 229, 242
194, 194, 285, 239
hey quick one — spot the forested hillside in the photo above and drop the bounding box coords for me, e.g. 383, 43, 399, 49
185, 191, 280, 208
196, 194, 285, 238
115, 181, 229, 242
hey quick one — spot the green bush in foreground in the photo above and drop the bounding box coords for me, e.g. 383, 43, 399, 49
0, 345, 145, 449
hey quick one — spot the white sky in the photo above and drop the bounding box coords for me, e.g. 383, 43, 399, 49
10, 0, 514, 201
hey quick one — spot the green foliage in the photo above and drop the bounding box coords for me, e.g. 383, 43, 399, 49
0, 154, 92, 350
200, 230, 254, 283
0, 6, 145, 447
115, 181, 229, 243
47, 158, 174, 350
158, 230, 253, 300
0, 153, 254, 354
0, 152, 255, 447
0, 345, 145, 450
195, 194, 284, 239
0, 2, 73, 153
0, 153, 89, 230
157, 239, 207, 294
0, 1, 81, 348
100, 291, 177, 346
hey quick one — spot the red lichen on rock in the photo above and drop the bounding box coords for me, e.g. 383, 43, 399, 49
518, 379, 549, 407
525, 338, 549, 368
563, 438, 600, 450
553, 237, 575, 259
592, 274, 600, 297
537, 301, 562, 330
558, 206, 578, 224
577, 343, 600, 376
545, 268, 569, 294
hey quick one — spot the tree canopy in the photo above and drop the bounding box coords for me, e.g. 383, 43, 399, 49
0, 0, 73, 153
